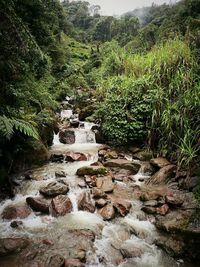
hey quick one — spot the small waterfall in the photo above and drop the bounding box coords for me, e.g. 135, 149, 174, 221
75, 129, 96, 144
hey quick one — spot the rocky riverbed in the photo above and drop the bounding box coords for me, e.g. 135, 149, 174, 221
0, 98, 199, 267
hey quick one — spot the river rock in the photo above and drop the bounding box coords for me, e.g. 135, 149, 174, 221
70, 119, 80, 128
111, 197, 132, 217
141, 206, 157, 214
150, 157, 171, 168
92, 187, 107, 199
10, 220, 23, 228
145, 165, 176, 185
120, 240, 144, 258
0, 238, 30, 256
65, 259, 85, 267
46, 254, 65, 267
66, 152, 87, 162
140, 187, 167, 201
59, 129, 75, 144
99, 203, 115, 220
165, 192, 184, 207
78, 192, 95, 213
2, 203, 32, 220
50, 154, 65, 163
84, 175, 96, 187
95, 198, 107, 208
55, 171, 67, 178
132, 150, 153, 161
143, 200, 158, 207
49, 195, 72, 217
39, 182, 69, 197
77, 166, 108, 176
156, 204, 169, 216
103, 159, 140, 174
26, 197, 51, 213
96, 176, 114, 193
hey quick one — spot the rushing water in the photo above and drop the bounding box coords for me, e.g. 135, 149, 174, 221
0, 112, 195, 267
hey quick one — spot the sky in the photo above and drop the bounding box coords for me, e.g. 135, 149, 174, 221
84, 0, 177, 15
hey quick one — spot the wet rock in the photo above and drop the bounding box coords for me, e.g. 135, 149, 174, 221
70, 119, 80, 128
39, 182, 69, 197
78, 181, 87, 188
77, 166, 108, 176
140, 187, 167, 201
141, 206, 157, 214
95, 198, 107, 208
92, 187, 107, 199
59, 129, 75, 144
150, 157, 171, 168
156, 204, 169, 216
10, 220, 23, 228
50, 154, 65, 163
99, 203, 115, 220
65, 259, 85, 267
46, 254, 65, 267
26, 197, 51, 213
96, 176, 114, 193
84, 175, 96, 187
94, 129, 104, 144
165, 192, 184, 207
145, 165, 176, 186
132, 150, 153, 161
42, 239, 54, 246
49, 195, 72, 217
66, 152, 87, 162
143, 200, 158, 207
0, 238, 30, 256
2, 203, 32, 220
55, 171, 67, 178
120, 241, 144, 258
103, 159, 140, 174
111, 197, 131, 217
78, 192, 95, 213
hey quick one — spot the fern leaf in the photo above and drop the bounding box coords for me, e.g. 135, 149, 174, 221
13, 119, 39, 140
0, 115, 14, 139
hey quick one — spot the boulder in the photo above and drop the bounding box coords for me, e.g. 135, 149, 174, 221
66, 152, 87, 162
2, 203, 31, 220
77, 166, 108, 176
59, 129, 75, 144
65, 259, 85, 267
150, 157, 171, 168
165, 192, 184, 207
141, 206, 157, 214
103, 159, 140, 174
132, 150, 153, 161
145, 165, 176, 186
96, 176, 114, 193
99, 204, 115, 221
92, 187, 107, 199
46, 254, 65, 267
95, 199, 107, 208
78, 192, 95, 213
26, 197, 51, 213
39, 182, 69, 197
49, 195, 72, 217
140, 187, 167, 201
110, 197, 131, 217
156, 204, 169, 216
0, 238, 30, 256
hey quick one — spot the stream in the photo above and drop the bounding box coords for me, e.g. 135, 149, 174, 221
0, 108, 198, 267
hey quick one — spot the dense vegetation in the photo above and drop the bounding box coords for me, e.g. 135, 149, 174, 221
0, 0, 199, 188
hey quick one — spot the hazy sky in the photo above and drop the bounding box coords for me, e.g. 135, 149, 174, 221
84, 0, 176, 15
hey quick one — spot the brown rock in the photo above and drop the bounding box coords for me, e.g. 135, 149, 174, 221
65, 152, 88, 162
165, 193, 184, 207
156, 204, 169, 216
39, 182, 69, 197
103, 159, 140, 174
141, 206, 157, 214
145, 165, 176, 186
140, 188, 167, 201
84, 175, 96, 187
55, 171, 67, 178
59, 129, 75, 144
99, 204, 115, 221
95, 199, 107, 208
111, 197, 131, 217
65, 259, 85, 267
49, 195, 72, 217
42, 239, 54, 246
78, 192, 95, 213
26, 197, 50, 213
92, 188, 107, 199
96, 176, 114, 193
2, 203, 31, 220
150, 157, 171, 168
132, 150, 153, 161
46, 254, 65, 267
0, 238, 30, 256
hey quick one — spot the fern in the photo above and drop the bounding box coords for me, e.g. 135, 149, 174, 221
0, 116, 39, 140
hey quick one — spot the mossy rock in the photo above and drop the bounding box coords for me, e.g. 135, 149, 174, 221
76, 166, 108, 176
